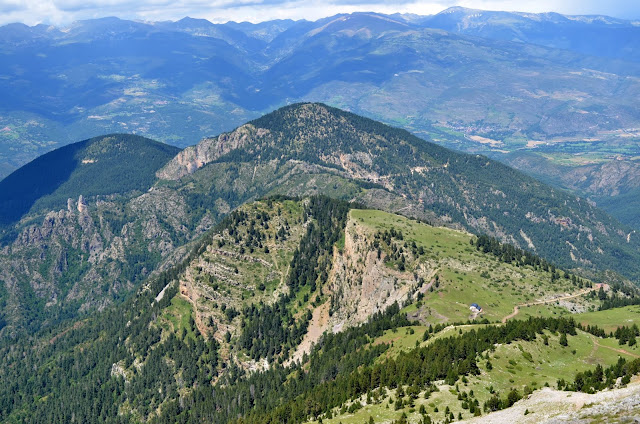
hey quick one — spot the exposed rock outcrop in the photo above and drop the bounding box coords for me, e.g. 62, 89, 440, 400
0, 189, 195, 332
289, 213, 435, 363
156, 124, 266, 180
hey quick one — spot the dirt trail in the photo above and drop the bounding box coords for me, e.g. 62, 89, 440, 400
502, 287, 595, 323
591, 335, 640, 359
502, 306, 521, 323
49, 321, 84, 345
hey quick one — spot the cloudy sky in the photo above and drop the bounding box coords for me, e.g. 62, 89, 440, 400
1, 0, 639, 27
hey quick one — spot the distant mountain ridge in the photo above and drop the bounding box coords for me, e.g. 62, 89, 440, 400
2, 10, 640, 231
417, 6, 640, 61
0, 9, 639, 183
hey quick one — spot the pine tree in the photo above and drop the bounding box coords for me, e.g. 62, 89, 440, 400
559, 333, 568, 347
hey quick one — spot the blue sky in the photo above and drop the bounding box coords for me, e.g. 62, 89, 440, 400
1, 0, 639, 26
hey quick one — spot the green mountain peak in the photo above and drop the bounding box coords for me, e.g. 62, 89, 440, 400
160, 103, 640, 283
0, 133, 180, 227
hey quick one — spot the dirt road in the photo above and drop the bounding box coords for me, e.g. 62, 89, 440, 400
502, 287, 596, 323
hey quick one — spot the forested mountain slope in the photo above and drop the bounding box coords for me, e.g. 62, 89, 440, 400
159, 103, 640, 283
503, 151, 640, 230
3, 197, 640, 423
0, 133, 180, 227
1, 104, 639, 338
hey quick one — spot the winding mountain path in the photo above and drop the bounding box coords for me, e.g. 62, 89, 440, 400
591, 335, 640, 359
502, 287, 596, 323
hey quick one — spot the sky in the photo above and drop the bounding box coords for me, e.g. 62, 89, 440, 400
0, 0, 639, 27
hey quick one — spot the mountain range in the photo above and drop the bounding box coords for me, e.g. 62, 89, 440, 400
1, 8, 640, 228
1, 103, 638, 335
0, 98, 639, 423
2, 9, 640, 422
408, 6, 640, 62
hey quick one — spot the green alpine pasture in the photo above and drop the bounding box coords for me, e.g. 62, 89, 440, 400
313, 209, 635, 424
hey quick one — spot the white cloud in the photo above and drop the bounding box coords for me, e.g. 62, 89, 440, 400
188, 1, 450, 24
0, 0, 638, 27
454, 0, 640, 17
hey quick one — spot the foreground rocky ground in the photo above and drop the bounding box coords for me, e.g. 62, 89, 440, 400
464, 379, 640, 423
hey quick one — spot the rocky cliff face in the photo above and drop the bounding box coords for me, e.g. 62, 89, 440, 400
157, 124, 266, 180
288, 212, 434, 362
0, 190, 198, 333
324, 216, 425, 331
174, 200, 435, 367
